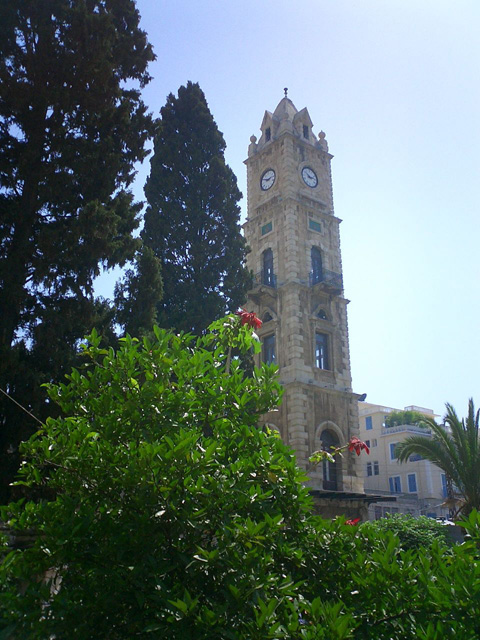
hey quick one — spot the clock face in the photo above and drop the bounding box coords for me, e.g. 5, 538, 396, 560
301, 166, 318, 188
260, 169, 276, 191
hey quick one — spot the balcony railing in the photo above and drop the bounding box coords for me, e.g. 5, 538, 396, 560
309, 269, 343, 292
381, 424, 432, 436
253, 271, 277, 288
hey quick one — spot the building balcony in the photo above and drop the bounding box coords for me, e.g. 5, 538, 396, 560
381, 424, 431, 436
309, 269, 343, 293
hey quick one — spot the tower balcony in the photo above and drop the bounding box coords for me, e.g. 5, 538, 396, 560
253, 271, 277, 288
309, 269, 343, 294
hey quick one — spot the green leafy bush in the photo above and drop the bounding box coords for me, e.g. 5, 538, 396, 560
2, 315, 480, 639
384, 409, 429, 428
360, 513, 453, 550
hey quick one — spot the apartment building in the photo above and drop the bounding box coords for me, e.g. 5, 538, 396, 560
358, 402, 449, 520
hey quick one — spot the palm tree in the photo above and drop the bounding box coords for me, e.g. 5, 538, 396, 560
396, 399, 480, 517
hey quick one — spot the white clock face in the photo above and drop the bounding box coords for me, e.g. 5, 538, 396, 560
302, 166, 318, 188
260, 169, 276, 191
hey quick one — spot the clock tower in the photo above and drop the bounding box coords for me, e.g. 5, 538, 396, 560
244, 93, 366, 517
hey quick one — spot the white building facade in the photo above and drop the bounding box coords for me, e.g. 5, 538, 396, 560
358, 402, 449, 520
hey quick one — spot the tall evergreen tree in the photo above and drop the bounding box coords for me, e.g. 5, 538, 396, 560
114, 245, 163, 338
0, 0, 156, 501
143, 82, 251, 334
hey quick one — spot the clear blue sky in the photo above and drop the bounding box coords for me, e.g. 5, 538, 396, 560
96, 0, 480, 418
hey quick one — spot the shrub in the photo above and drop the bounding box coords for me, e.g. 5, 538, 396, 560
360, 513, 453, 550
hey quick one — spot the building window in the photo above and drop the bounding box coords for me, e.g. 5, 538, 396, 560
263, 334, 275, 364
373, 461, 379, 475
321, 430, 339, 490
261, 221, 272, 236
365, 440, 370, 448
314, 332, 329, 370
407, 473, 417, 493
265, 127, 271, 141
262, 311, 273, 323
303, 124, 309, 139
309, 219, 321, 233
371, 438, 378, 447
366, 462, 372, 477
441, 473, 447, 498
365, 416, 373, 431
311, 246, 323, 284
390, 443, 398, 460
317, 309, 327, 320
389, 476, 402, 493
262, 248, 275, 287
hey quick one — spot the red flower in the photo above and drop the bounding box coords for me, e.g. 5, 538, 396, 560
345, 517, 361, 526
235, 309, 262, 329
348, 436, 370, 456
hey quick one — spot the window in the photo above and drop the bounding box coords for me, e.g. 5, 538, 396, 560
373, 461, 379, 475
407, 473, 417, 493
389, 476, 402, 493
371, 438, 378, 447
303, 124, 309, 139
265, 127, 271, 141
314, 333, 329, 370
409, 454, 423, 462
365, 416, 373, 431
309, 219, 321, 233
321, 430, 339, 490
390, 443, 398, 460
261, 221, 272, 236
441, 473, 447, 498
263, 334, 275, 364
311, 247, 323, 284
365, 440, 370, 448
317, 309, 327, 320
262, 312, 273, 323
366, 462, 372, 477
262, 248, 275, 287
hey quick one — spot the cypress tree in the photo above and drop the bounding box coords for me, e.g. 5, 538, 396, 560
143, 82, 251, 334
0, 0, 156, 501
114, 245, 163, 338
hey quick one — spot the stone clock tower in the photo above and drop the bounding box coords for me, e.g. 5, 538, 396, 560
244, 93, 367, 518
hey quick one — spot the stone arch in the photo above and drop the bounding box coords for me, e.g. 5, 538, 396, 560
261, 306, 277, 324
312, 304, 329, 321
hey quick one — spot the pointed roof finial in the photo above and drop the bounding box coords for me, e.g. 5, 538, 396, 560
284, 87, 288, 98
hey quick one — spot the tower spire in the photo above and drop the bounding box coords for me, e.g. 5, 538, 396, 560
284, 87, 288, 98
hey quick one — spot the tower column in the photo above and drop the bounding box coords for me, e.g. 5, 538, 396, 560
243, 94, 366, 516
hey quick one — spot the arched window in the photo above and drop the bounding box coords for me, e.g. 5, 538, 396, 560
317, 309, 327, 320
263, 311, 273, 323
262, 248, 275, 287
311, 247, 323, 284
262, 334, 275, 364
315, 332, 329, 370
321, 429, 339, 490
